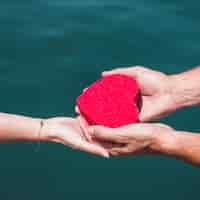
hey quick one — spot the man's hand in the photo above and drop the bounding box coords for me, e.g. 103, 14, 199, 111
88, 123, 175, 156
88, 123, 200, 166
41, 117, 109, 157
102, 66, 177, 122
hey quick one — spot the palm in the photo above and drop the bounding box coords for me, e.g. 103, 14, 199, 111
51, 117, 86, 147
138, 76, 173, 122
45, 117, 108, 157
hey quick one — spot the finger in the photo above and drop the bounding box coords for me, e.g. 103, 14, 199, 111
75, 106, 80, 114
92, 138, 121, 149
92, 124, 156, 141
78, 115, 92, 142
83, 87, 88, 93
109, 142, 139, 156
109, 147, 144, 156
109, 147, 131, 156
77, 141, 109, 158
102, 67, 133, 77
88, 126, 127, 143
102, 66, 144, 77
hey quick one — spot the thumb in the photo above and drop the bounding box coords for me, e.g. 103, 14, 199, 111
88, 126, 127, 143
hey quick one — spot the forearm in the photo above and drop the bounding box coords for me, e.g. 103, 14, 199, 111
0, 113, 46, 143
170, 66, 200, 109
154, 130, 200, 166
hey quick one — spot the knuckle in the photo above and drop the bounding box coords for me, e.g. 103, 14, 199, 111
134, 66, 145, 71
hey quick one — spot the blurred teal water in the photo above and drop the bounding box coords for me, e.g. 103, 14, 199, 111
0, 0, 200, 199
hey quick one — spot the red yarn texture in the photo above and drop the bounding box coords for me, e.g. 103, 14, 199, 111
76, 74, 139, 128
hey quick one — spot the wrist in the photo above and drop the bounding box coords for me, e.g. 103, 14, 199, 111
151, 129, 200, 165
169, 73, 200, 109
40, 119, 61, 143
26, 118, 47, 142
150, 128, 179, 156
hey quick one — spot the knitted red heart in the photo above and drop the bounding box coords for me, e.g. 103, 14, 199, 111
76, 74, 139, 128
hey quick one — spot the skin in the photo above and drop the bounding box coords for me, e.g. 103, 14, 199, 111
89, 124, 200, 166
0, 113, 109, 157
86, 66, 200, 166
1, 66, 200, 166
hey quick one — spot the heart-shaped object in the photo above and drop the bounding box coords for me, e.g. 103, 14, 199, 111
76, 74, 140, 128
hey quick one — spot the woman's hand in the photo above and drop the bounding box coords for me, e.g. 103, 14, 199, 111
102, 66, 176, 122
41, 117, 109, 157
88, 123, 176, 156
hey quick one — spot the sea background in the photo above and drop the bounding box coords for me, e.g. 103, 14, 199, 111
0, 0, 199, 199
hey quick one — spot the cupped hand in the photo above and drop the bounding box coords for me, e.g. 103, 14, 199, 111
102, 66, 176, 122
41, 117, 109, 157
88, 123, 175, 156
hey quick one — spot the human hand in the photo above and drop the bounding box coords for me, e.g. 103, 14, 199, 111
102, 66, 176, 122
41, 117, 109, 157
88, 123, 176, 156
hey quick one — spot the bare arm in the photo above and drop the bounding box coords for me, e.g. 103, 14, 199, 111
0, 113, 108, 157
158, 131, 200, 166
0, 113, 42, 143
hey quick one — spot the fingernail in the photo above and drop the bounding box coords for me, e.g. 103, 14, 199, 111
102, 152, 110, 158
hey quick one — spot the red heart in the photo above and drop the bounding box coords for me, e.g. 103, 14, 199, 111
76, 74, 139, 128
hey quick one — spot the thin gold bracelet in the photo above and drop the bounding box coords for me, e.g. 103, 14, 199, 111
35, 119, 44, 152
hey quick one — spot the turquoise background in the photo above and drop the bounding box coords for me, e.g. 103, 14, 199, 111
0, 0, 200, 199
